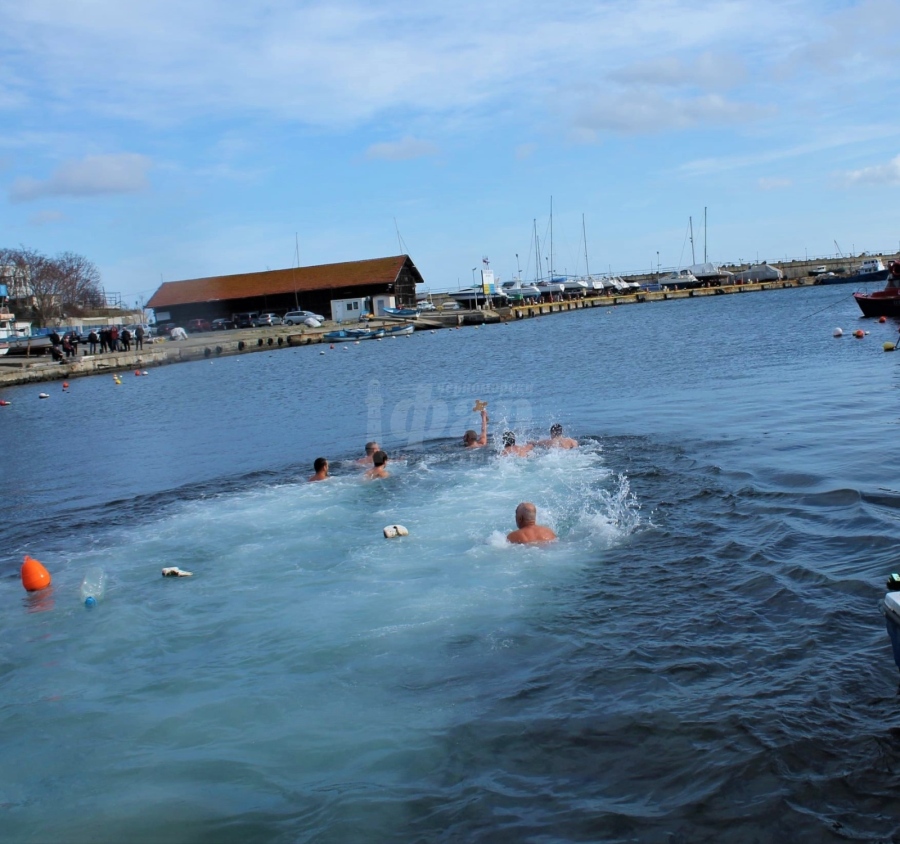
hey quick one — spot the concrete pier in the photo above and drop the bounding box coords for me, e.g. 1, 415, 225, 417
0, 277, 810, 389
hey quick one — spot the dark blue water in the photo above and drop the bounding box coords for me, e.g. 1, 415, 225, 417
3, 284, 900, 843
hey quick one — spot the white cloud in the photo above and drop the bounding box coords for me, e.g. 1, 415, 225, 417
9, 153, 151, 202
572, 91, 767, 137
611, 52, 746, 91
365, 137, 438, 161
844, 154, 900, 186
0, 0, 824, 135
28, 209, 66, 224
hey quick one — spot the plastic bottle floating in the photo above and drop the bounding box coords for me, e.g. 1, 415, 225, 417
833, 328, 843, 337
21, 555, 52, 592
80, 566, 106, 607
383, 525, 409, 539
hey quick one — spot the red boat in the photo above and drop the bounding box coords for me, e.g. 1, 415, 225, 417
854, 260, 900, 317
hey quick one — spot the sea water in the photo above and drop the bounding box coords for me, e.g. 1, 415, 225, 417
2, 283, 900, 842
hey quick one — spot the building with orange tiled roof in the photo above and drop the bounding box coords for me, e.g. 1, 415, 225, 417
146, 254, 424, 324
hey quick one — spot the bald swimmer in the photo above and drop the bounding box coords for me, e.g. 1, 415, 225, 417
506, 502, 557, 544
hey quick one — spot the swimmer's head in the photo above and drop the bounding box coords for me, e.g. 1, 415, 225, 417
550, 423, 563, 438
313, 457, 328, 473
515, 502, 537, 527
502, 431, 516, 448
365, 441, 379, 456
463, 430, 477, 445
373, 450, 388, 467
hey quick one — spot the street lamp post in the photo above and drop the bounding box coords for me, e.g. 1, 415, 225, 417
471, 267, 477, 287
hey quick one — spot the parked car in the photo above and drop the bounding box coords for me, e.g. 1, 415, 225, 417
418, 301, 436, 312
211, 318, 235, 330
233, 312, 259, 328
187, 319, 212, 333
252, 313, 283, 327
154, 322, 177, 336
283, 310, 325, 325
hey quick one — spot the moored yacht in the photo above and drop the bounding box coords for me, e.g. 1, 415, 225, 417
449, 260, 509, 307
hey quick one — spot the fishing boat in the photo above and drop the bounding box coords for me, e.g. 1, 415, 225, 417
324, 327, 382, 342
819, 258, 889, 285
384, 324, 414, 336
382, 306, 419, 317
853, 261, 900, 317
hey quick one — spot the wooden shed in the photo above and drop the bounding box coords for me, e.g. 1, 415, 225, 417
146, 255, 424, 324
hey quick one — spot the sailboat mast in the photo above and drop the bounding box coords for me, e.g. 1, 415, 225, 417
550, 197, 554, 280
704, 207, 707, 263
689, 216, 696, 265
534, 219, 541, 283
582, 213, 590, 278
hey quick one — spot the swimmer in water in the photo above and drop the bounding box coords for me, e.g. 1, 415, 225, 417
463, 407, 489, 448
506, 502, 557, 545
538, 423, 578, 449
501, 431, 534, 457
365, 450, 390, 479
308, 457, 329, 482
358, 441, 380, 464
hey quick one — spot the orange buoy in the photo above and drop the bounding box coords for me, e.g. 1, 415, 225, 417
880, 316, 887, 323
62, 382, 69, 390
21, 555, 52, 592
0, 400, 9, 406
134, 370, 141, 376
853, 329, 865, 338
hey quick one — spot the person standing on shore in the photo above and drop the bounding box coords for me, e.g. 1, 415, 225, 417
506, 502, 557, 544
109, 325, 119, 352
88, 330, 98, 355
99, 327, 109, 353
134, 325, 144, 350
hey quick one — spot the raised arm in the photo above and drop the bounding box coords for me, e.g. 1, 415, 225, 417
477, 408, 489, 446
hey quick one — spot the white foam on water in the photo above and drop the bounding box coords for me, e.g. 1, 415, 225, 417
1, 441, 645, 839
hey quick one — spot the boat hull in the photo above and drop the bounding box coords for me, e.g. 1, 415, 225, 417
854, 291, 900, 317
819, 270, 889, 285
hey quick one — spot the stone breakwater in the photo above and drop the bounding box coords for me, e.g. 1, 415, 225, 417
0, 277, 809, 388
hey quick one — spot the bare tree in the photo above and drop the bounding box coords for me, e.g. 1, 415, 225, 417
55, 251, 105, 313
0, 247, 105, 325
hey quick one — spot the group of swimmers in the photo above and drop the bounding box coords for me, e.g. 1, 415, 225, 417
307, 407, 578, 545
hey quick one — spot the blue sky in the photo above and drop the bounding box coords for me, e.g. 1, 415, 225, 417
2, 0, 900, 306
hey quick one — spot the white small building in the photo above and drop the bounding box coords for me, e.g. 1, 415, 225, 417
330, 297, 369, 323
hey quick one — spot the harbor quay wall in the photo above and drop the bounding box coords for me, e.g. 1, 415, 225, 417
0, 278, 812, 389
0, 328, 329, 388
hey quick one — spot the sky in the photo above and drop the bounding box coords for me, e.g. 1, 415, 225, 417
2, 0, 900, 307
